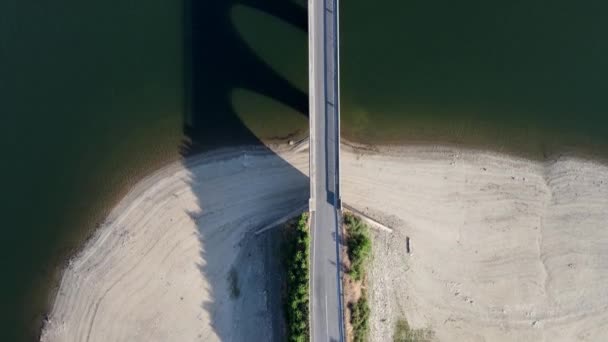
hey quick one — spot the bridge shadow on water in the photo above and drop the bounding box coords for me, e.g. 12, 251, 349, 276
182, 0, 308, 340
182, 0, 308, 153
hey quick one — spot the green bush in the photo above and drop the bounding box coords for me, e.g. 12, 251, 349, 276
344, 214, 372, 281
284, 213, 310, 342
351, 292, 371, 342
393, 319, 434, 342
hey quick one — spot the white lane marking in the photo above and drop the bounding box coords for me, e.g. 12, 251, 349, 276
308, 0, 315, 336
310, 213, 317, 337
325, 294, 329, 339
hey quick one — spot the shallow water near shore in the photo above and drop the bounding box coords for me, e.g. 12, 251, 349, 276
2, 0, 608, 340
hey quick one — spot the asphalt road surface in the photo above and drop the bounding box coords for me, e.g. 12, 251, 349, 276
308, 0, 343, 341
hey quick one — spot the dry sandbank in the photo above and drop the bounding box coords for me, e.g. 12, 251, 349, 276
41, 143, 608, 342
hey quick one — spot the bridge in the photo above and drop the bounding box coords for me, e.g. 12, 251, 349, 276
308, 0, 344, 341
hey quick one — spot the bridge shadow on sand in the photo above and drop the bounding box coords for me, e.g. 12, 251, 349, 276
182, 0, 309, 340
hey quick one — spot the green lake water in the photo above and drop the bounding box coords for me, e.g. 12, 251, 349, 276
2, 0, 608, 340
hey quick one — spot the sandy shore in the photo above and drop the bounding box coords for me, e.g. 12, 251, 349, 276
41, 142, 608, 342
343, 145, 608, 342
40, 146, 309, 342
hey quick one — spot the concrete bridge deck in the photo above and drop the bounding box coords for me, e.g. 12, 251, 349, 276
308, 0, 343, 340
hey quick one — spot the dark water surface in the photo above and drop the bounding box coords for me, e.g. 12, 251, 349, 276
2, 0, 608, 340
2, 0, 185, 340
340, 1, 608, 157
